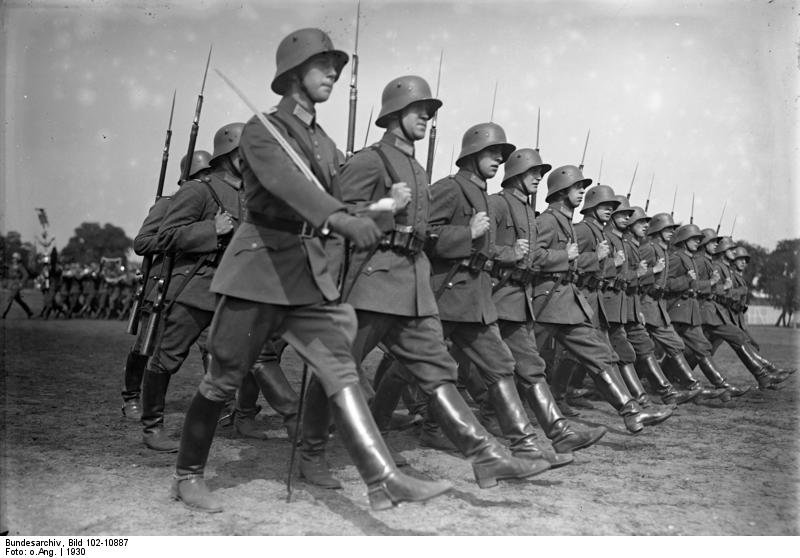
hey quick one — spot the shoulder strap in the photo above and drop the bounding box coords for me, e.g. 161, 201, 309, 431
203, 180, 226, 214
269, 111, 332, 192
501, 193, 519, 231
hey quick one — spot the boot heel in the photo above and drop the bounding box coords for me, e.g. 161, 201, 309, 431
367, 483, 395, 511
473, 465, 499, 489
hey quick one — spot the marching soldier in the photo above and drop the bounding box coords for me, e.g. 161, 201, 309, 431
172, 29, 452, 513
665, 224, 745, 398
419, 122, 566, 468
140, 123, 246, 451
638, 214, 724, 399
488, 147, 606, 454
533, 166, 670, 433
307, 77, 554, 489
712, 238, 794, 386
619, 205, 700, 405
2, 253, 34, 319
119, 150, 211, 421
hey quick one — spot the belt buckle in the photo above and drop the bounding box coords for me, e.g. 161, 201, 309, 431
299, 222, 315, 238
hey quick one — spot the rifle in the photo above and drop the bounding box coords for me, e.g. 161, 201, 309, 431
535, 107, 541, 152
345, 1, 361, 160
578, 129, 590, 170
127, 89, 176, 336
690, 193, 695, 224
645, 173, 654, 212
426, 49, 443, 182
715, 201, 727, 234
626, 161, 638, 200
142, 46, 212, 356
489, 81, 498, 122
670, 185, 678, 217
449, 145, 455, 174
362, 105, 373, 149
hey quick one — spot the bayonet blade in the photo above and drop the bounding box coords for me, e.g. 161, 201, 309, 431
626, 161, 638, 199
579, 128, 590, 169
200, 45, 213, 95
490, 81, 498, 122
535, 107, 541, 151
434, 49, 443, 97
363, 105, 373, 148
354, 1, 361, 53
597, 155, 604, 184
167, 89, 176, 131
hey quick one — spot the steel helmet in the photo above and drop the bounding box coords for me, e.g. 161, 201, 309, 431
715, 236, 736, 254
545, 165, 593, 202
698, 228, 723, 248
501, 148, 552, 185
210, 122, 245, 164
580, 185, 620, 214
611, 195, 634, 215
672, 224, 704, 245
733, 246, 750, 261
271, 28, 349, 95
180, 150, 212, 179
375, 76, 443, 128
455, 122, 515, 167
647, 213, 678, 236
628, 206, 650, 224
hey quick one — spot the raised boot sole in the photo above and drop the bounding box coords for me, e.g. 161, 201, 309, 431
473, 457, 551, 489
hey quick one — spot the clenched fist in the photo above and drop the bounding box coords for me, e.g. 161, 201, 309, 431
567, 242, 579, 261
390, 182, 411, 212
613, 249, 626, 267
215, 208, 234, 236
597, 240, 610, 261
327, 211, 383, 250
513, 239, 530, 261
470, 211, 490, 239
653, 257, 666, 273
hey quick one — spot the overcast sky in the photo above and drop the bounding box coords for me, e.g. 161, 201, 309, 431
2, 0, 798, 259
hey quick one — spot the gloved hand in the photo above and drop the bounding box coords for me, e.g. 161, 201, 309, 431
327, 211, 383, 250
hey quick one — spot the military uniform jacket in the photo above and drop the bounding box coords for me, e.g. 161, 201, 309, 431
428, 169, 497, 324
336, 133, 437, 317
712, 258, 738, 323
602, 224, 629, 324
666, 248, 705, 325
574, 217, 615, 326
531, 202, 594, 324
6, 262, 29, 292
157, 169, 243, 312
730, 269, 749, 328
489, 187, 535, 323
134, 196, 172, 304
211, 97, 345, 306
622, 233, 649, 324
638, 239, 671, 326
695, 252, 729, 326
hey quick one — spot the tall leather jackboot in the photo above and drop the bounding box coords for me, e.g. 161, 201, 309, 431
662, 353, 727, 400
747, 348, 796, 378
592, 369, 672, 433
171, 392, 225, 513
238, 360, 300, 439
618, 362, 676, 411
298, 377, 342, 489
121, 350, 148, 421
429, 383, 551, 488
329, 384, 453, 511
521, 381, 606, 454
732, 344, 784, 391
486, 377, 572, 468
636, 353, 700, 406
233, 373, 269, 440
141, 369, 179, 452
549, 358, 581, 417
371, 366, 407, 433
461, 364, 504, 437
697, 356, 750, 397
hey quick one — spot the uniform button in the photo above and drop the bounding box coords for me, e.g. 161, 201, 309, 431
313, 140, 319, 146
251, 242, 257, 248
316, 154, 321, 160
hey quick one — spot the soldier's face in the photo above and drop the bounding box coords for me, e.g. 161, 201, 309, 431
594, 202, 616, 223
476, 146, 504, 178
686, 237, 700, 252
632, 220, 648, 238
660, 228, 674, 243
613, 211, 632, 229
705, 240, 718, 254
400, 102, 431, 141
725, 248, 737, 261
566, 184, 585, 207
300, 54, 340, 102
735, 258, 747, 271
521, 167, 543, 196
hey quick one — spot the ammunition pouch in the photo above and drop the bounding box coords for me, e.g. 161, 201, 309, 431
490, 266, 535, 287
459, 252, 493, 275
379, 225, 426, 256
625, 284, 639, 295
612, 277, 628, 293
538, 271, 574, 286
577, 274, 602, 291
646, 286, 664, 300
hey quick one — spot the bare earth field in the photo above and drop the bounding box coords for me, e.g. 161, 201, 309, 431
1, 289, 798, 535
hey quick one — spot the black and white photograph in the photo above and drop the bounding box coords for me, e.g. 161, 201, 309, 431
1, 0, 798, 540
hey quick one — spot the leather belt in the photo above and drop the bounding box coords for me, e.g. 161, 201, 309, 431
245, 215, 316, 237
378, 225, 426, 256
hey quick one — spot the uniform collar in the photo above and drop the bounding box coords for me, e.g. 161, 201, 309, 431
278, 97, 316, 128
606, 223, 624, 238
584, 215, 604, 230
209, 168, 242, 190
381, 132, 415, 157
456, 169, 487, 190
549, 200, 574, 220
503, 187, 529, 204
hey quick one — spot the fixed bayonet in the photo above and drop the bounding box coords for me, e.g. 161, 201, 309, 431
645, 173, 654, 212
535, 107, 541, 151
690, 193, 695, 224
730, 215, 737, 236
345, 1, 361, 159
716, 201, 727, 234
426, 48, 444, 181
578, 128, 590, 170
362, 105, 373, 149
670, 185, 678, 217
597, 155, 604, 184
626, 161, 638, 200
489, 81, 498, 122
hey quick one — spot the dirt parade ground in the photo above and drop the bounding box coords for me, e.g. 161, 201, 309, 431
1, 289, 798, 536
